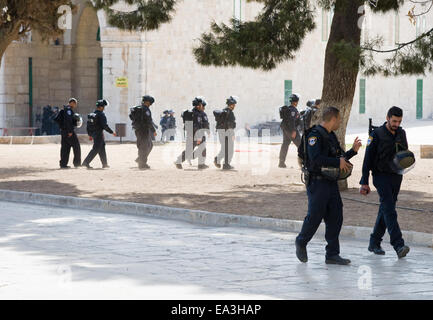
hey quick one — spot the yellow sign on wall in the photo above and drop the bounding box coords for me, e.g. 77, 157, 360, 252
115, 77, 128, 88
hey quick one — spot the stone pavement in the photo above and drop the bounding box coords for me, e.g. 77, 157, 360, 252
0, 201, 432, 300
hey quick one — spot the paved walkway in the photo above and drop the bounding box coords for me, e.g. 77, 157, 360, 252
0, 201, 432, 299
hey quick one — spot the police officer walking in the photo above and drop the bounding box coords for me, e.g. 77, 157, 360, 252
175, 96, 209, 170
58, 98, 82, 169
130, 95, 157, 170
360, 106, 411, 258
167, 110, 177, 141
160, 110, 169, 142
214, 96, 237, 170
301, 99, 321, 130
82, 100, 117, 169
279, 94, 302, 168
295, 107, 362, 265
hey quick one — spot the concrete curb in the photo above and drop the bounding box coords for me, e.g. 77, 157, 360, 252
0, 189, 431, 247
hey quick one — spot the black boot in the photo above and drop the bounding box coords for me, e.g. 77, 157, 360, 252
396, 245, 410, 259
222, 164, 234, 170
295, 241, 308, 263
325, 255, 351, 265
82, 162, 93, 170
278, 162, 287, 168
368, 245, 385, 255
214, 157, 221, 168
198, 164, 209, 170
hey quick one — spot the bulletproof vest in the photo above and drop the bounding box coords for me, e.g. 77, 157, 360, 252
181, 110, 193, 123
87, 112, 99, 135
374, 126, 407, 173
307, 126, 342, 173
279, 106, 290, 121
130, 106, 151, 130
214, 110, 226, 129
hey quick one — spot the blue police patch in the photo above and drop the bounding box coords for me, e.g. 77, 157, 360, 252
308, 136, 317, 146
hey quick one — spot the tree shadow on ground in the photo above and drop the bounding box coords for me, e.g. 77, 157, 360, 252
0, 167, 51, 180
0, 179, 83, 197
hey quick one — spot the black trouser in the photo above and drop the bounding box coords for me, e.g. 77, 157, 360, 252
83, 132, 107, 167
370, 173, 405, 251
60, 131, 81, 167
279, 126, 301, 163
296, 178, 343, 258
216, 129, 235, 165
136, 129, 153, 166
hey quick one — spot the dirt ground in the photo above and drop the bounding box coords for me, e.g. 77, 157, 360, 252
0, 139, 432, 234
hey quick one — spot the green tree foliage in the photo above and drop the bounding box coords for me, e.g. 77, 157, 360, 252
0, 0, 73, 67
92, 0, 176, 31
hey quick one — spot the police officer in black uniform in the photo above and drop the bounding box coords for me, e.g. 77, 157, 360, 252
301, 99, 321, 130
360, 106, 411, 258
295, 107, 362, 265
214, 96, 237, 170
167, 110, 176, 141
279, 94, 302, 168
175, 96, 209, 170
82, 100, 117, 169
59, 98, 81, 169
130, 95, 157, 170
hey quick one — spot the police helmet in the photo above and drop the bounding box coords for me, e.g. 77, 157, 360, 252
142, 95, 155, 105
192, 96, 206, 107
69, 98, 78, 105
96, 99, 109, 108
290, 93, 300, 103
73, 113, 83, 128
306, 100, 315, 108
392, 150, 416, 174
226, 96, 238, 106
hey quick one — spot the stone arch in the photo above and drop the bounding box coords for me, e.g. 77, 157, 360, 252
71, 5, 103, 129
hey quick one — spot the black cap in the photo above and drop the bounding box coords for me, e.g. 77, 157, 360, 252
142, 95, 155, 105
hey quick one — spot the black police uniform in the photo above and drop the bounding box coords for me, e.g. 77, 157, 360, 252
301, 106, 319, 130
82, 110, 114, 167
167, 115, 176, 141
215, 107, 236, 166
59, 105, 81, 168
360, 123, 408, 252
296, 125, 357, 258
160, 114, 169, 141
279, 105, 301, 164
132, 105, 155, 168
176, 107, 209, 166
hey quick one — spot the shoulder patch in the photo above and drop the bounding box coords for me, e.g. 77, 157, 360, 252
146, 111, 150, 116
67, 110, 72, 115
367, 136, 373, 146
291, 111, 296, 117
308, 136, 317, 146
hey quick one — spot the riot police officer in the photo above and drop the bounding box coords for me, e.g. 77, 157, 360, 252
58, 98, 81, 169
175, 96, 209, 170
160, 110, 169, 142
82, 100, 117, 169
167, 110, 176, 141
360, 106, 411, 259
214, 96, 237, 170
130, 95, 157, 170
295, 106, 362, 265
279, 93, 302, 168
300, 99, 321, 130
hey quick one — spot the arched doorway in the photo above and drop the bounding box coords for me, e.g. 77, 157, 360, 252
72, 6, 103, 132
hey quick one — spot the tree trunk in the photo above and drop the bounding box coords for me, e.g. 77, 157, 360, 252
319, 0, 364, 190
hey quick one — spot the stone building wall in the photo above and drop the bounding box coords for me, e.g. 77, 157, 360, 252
0, 0, 431, 139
